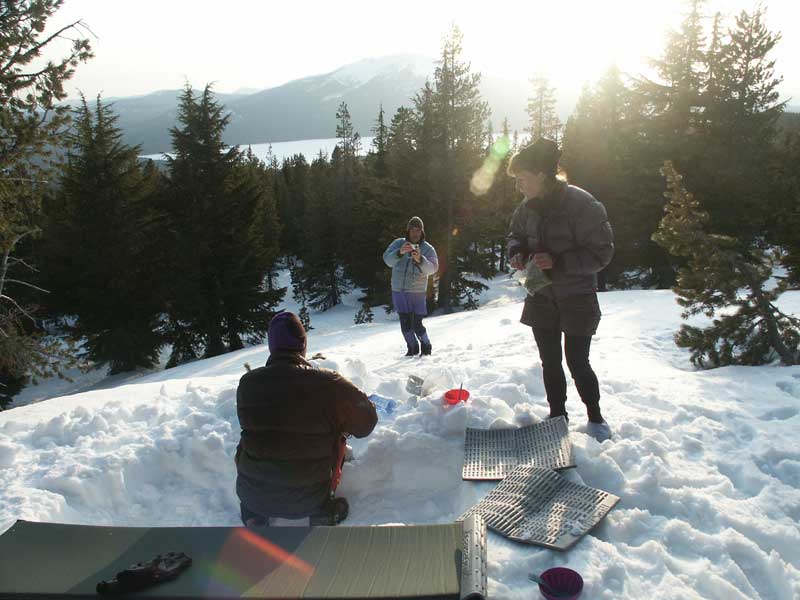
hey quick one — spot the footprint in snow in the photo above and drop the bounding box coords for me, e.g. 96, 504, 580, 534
775, 380, 800, 398
758, 406, 799, 421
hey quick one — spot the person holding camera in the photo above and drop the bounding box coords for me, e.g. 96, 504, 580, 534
382, 216, 438, 356
506, 138, 615, 441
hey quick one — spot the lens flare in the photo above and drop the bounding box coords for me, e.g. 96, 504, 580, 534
471, 135, 511, 196
201, 527, 316, 596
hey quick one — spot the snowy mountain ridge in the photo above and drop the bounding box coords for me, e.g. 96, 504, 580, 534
326, 54, 436, 87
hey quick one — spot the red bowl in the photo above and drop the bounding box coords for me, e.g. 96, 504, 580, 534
538, 567, 583, 600
444, 388, 470, 404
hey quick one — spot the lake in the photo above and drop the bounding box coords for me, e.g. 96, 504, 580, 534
142, 136, 375, 164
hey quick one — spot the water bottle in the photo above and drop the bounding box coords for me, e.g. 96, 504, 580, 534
368, 393, 397, 415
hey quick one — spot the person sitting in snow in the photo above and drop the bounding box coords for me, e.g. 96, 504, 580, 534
382, 216, 439, 356
235, 311, 377, 526
506, 138, 615, 442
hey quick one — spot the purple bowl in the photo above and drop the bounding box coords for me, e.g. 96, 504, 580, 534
538, 567, 584, 600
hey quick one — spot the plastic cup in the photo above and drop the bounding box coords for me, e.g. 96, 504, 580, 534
444, 388, 470, 405
538, 567, 583, 600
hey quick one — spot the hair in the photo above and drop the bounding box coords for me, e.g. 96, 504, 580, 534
507, 138, 562, 179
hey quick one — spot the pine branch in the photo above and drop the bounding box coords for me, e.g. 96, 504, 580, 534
2, 20, 90, 77
0, 294, 36, 323
8, 257, 38, 272
5, 279, 50, 293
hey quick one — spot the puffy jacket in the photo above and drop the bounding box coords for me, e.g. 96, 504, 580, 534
507, 183, 614, 299
383, 238, 438, 293
235, 351, 377, 518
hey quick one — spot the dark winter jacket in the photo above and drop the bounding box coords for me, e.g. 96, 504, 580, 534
235, 351, 377, 518
383, 238, 438, 293
507, 183, 614, 300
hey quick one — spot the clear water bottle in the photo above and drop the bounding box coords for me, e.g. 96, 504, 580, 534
368, 393, 397, 415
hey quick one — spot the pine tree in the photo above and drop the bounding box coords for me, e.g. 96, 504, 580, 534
222, 149, 286, 350
258, 145, 283, 291
774, 130, 800, 284
298, 305, 312, 331
410, 25, 493, 311
333, 102, 403, 308
630, 0, 708, 285
525, 73, 562, 142
653, 161, 798, 367
331, 103, 361, 254
349, 174, 405, 308
335, 102, 362, 158
276, 154, 310, 256
354, 302, 374, 324
292, 152, 351, 311
368, 103, 389, 178
40, 95, 166, 373
1, 0, 92, 406
385, 106, 423, 195
698, 5, 785, 238
163, 85, 283, 365
616, 1, 785, 287
637, 0, 706, 163
327, 103, 363, 307
483, 117, 516, 272
561, 65, 671, 288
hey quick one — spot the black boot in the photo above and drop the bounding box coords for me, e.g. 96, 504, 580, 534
420, 342, 432, 356
405, 345, 419, 356
310, 497, 349, 525
329, 497, 349, 524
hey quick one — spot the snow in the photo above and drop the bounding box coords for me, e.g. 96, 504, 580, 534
327, 54, 435, 88
2, 273, 800, 599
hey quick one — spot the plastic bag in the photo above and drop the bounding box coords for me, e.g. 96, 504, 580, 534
512, 258, 552, 295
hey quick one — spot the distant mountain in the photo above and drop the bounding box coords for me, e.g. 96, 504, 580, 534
75, 55, 579, 155
86, 89, 252, 155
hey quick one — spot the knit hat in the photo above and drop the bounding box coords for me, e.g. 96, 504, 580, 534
407, 216, 425, 237
267, 312, 307, 355
507, 138, 561, 177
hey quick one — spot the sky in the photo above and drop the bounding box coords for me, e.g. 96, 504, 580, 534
3, 271, 800, 598
49, 0, 800, 103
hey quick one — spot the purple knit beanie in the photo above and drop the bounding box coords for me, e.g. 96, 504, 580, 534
267, 312, 307, 355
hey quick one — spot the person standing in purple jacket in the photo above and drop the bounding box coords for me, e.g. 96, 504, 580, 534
506, 138, 615, 441
383, 217, 439, 356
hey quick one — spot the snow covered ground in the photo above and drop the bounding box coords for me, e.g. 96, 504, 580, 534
2, 274, 799, 599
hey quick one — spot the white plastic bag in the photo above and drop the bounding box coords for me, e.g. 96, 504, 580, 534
512, 258, 552, 295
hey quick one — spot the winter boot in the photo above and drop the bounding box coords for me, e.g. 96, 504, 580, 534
309, 497, 349, 525
586, 420, 611, 442
547, 413, 569, 423
405, 344, 420, 356
420, 342, 432, 356
329, 496, 349, 524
